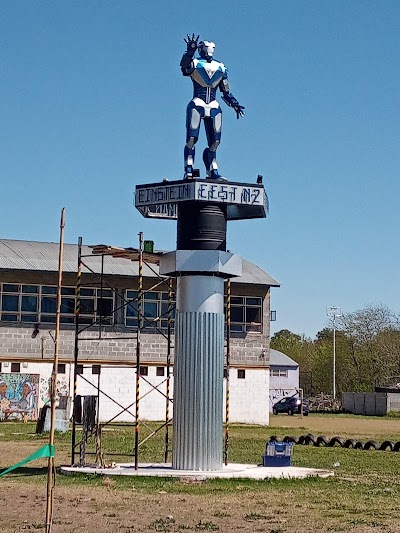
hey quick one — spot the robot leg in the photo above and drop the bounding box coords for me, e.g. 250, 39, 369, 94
185, 102, 202, 178
203, 107, 223, 179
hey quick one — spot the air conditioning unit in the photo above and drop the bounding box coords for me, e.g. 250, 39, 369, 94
22, 362, 28, 368
3, 362, 9, 367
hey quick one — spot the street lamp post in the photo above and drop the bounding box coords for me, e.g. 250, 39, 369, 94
326, 306, 342, 400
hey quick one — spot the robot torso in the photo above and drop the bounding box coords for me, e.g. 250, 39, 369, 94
190, 58, 227, 104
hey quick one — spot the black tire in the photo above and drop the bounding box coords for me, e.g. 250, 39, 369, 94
328, 436, 345, 447
303, 412, 309, 416
364, 440, 379, 450
380, 440, 394, 451
354, 441, 365, 449
273, 407, 278, 415
288, 408, 294, 416
344, 439, 357, 449
316, 435, 330, 447
297, 435, 306, 445
269, 435, 279, 442
283, 435, 299, 444
305, 434, 316, 446
393, 441, 400, 452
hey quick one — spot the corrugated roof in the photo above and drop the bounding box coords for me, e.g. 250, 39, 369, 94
240, 258, 279, 286
270, 349, 298, 367
0, 239, 280, 287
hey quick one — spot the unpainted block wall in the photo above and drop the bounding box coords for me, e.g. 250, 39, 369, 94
342, 392, 389, 416
0, 325, 270, 368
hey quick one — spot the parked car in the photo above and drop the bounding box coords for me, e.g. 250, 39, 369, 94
272, 396, 309, 416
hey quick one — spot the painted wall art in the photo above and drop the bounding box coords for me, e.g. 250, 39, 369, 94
0, 373, 39, 421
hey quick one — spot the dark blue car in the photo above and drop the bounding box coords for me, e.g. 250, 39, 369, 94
272, 396, 309, 416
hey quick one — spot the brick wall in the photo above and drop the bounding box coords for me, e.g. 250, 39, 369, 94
0, 270, 272, 425
0, 272, 271, 368
0, 324, 269, 367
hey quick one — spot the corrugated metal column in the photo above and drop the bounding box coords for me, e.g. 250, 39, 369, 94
172, 276, 225, 471
160, 251, 242, 471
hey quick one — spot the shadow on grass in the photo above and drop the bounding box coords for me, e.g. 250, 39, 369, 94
0, 466, 48, 478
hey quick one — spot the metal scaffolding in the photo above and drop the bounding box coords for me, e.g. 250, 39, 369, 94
224, 278, 231, 466
71, 233, 176, 468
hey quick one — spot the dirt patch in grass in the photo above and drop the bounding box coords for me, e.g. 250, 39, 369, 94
1, 477, 399, 533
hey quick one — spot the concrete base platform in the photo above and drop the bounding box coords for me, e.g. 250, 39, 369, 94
61, 462, 334, 480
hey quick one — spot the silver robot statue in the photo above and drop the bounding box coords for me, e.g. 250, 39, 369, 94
180, 34, 245, 180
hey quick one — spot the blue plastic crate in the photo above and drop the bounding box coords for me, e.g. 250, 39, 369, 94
262, 454, 291, 467
262, 442, 293, 467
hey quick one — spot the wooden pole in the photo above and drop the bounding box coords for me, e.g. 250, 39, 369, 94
45, 208, 65, 533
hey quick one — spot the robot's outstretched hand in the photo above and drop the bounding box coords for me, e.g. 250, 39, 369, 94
221, 91, 245, 119
233, 103, 245, 119
184, 33, 200, 56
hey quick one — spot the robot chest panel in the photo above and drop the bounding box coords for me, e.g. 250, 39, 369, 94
192, 59, 225, 88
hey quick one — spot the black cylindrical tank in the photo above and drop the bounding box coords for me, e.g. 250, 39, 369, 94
177, 202, 227, 251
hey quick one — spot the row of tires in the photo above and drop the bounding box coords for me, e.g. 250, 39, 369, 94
269, 434, 400, 452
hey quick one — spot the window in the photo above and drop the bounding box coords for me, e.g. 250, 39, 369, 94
271, 369, 288, 378
227, 296, 263, 332
237, 369, 246, 379
223, 368, 228, 379
11, 362, 21, 372
76, 365, 84, 375
92, 365, 101, 375
156, 366, 165, 377
125, 290, 175, 330
57, 363, 66, 374
0, 362, 2, 372
0, 284, 114, 325
139, 366, 148, 376
1, 284, 38, 322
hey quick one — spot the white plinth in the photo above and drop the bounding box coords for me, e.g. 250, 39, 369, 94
61, 462, 334, 481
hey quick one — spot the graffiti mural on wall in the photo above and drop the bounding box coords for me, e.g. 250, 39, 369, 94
269, 388, 297, 408
0, 373, 39, 421
40, 376, 69, 406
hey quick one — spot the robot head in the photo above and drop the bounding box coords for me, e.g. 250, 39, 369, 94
198, 40, 215, 61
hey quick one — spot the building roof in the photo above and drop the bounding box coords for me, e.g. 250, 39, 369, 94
0, 239, 280, 287
269, 349, 298, 367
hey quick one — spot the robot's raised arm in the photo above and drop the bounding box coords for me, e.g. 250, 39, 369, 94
180, 52, 195, 76
219, 75, 245, 119
181, 33, 199, 76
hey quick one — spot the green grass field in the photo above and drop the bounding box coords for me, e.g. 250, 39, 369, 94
1, 414, 400, 532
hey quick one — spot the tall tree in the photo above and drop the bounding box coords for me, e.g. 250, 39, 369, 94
271, 329, 313, 374
336, 304, 400, 391
271, 305, 400, 395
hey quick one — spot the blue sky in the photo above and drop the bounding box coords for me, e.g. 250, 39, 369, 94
1, 1, 399, 338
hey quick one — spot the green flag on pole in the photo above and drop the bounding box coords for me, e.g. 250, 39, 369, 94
0, 444, 55, 478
